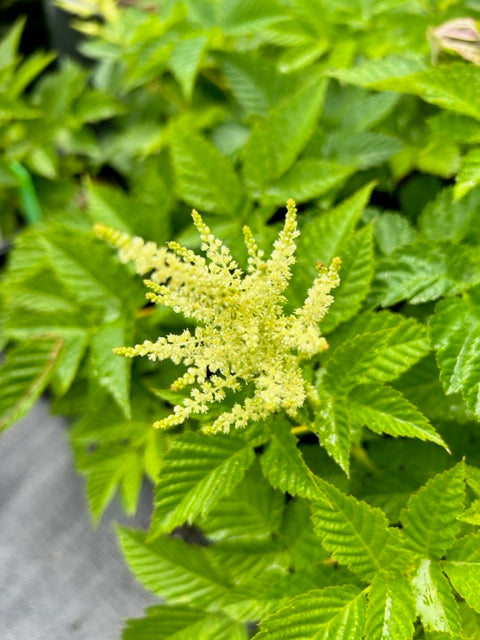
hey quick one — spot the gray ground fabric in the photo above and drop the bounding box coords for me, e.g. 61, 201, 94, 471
0, 399, 158, 639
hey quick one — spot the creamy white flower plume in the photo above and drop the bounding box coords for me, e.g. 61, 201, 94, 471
95, 200, 341, 434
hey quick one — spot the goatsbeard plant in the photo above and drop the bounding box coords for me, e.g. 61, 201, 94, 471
95, 198, 474, 640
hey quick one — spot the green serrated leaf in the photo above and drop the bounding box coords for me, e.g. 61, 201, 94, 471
122, 604, 248, 640
0, 17, 25, 71
74, 89, 126, 123
209, 538, 288, 584
91, 317, 131, 419
220, 0, 284, 36
200, 461, 284, 542
333, 60, 480, 119
400, 463, 465, 559
364, 573, 416, 640
168, 35, 208, 101
243, 78, 327, 191
0, 336, 62, 431
430, 289, 480, 417
375, 212, 417, 256
81, 445, 142, 523
412, 559, 461, 634
410, 64, 480, 120
117, 527, 230, 610
281, 499, 331, 571
87, 180, 133, 234
299, 182, 376, 264
254, 586, 366, 640
220, 52, 291, 117
427, 112, 480, 145
325, 317, 430, 391
323, 131, 402, 170
419, 186, 480, 244
170, 129, 241, 215
443, 532, 480, 614
39, 225, 143, 313
9, 49, 57, 97
150, 432, 255, 537
330, 55, 427, 91
454, 149, 480, 200
459, 601, 480, 639
313, 389, 351, 474
458, 498, 480, 525
348, 384, 445, 447
321, 224, 374, 333
51, 329, 89, 396
393, 355, 460, 424
264, 158, 353, 204
373, 242, 480, 307
312, 480, 410, 580
120, 453, 144, 515
3, 270, 90, 398
223, 562, 360, 624
291, 182, 375, 307
260, 417, 324, 499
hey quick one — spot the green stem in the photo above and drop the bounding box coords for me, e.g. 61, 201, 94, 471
351, 444, 378, 473
9, 161, 42, 224
290, 425, 311, 436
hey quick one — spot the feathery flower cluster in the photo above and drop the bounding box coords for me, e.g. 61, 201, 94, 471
95, 200, 341, 434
